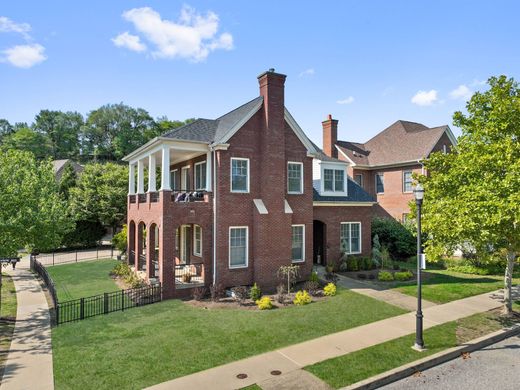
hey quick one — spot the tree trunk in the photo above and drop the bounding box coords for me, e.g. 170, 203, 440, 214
503, 251, 516, 314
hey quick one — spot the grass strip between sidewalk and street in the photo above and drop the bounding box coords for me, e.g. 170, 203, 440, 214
0, 273, 17, 383
305, 303, 520, 389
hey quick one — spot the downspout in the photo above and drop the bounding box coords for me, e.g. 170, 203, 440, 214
212, 147, 217, 286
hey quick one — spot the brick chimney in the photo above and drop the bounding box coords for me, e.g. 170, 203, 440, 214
322, 114, 338, 158
258, 68, 286, 131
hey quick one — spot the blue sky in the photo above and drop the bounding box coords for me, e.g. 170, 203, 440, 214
1, 1, 519, 145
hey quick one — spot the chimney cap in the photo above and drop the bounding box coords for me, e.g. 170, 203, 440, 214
257, 68, 287, 80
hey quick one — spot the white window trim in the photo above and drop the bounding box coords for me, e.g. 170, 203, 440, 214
375, 173, 384, 194
402, 170, 413, 193
291, 224, 305, 263
229, 226, 249, 269
340, 222, 362, 255
230, 157, 250, 193
193, 224, 202, 257
287, 161, 304, 194
354, 173, 363, 188
181, 165, 190, 191
321, 166, 348, 196
194, 161, 207, 191
170, 169, 178, 190
180, 224, 190, 263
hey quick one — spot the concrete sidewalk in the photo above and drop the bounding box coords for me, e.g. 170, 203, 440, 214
145, 291, 503, 390
317, 266, 437, 311
1, 256, 54, 390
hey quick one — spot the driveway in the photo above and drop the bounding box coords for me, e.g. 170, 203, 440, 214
382, 334, 520, 390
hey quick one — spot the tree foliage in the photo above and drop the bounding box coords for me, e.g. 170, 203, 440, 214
34, 110, 84, 159
0, 150, 72, 256
1, 127, 52, 158
421, 75, 520, 313
371, 217, 416, 259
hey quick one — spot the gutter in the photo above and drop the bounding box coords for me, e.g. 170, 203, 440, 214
211, 146, 217, 286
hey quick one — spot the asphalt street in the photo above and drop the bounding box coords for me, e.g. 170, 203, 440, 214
382, 334, 520, 390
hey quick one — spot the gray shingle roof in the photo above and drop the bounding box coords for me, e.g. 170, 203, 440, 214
163, 97, 263, 144
313, 177, 375, 203
336, 120, 450, 166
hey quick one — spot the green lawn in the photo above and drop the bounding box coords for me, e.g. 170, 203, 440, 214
46, 260, 120, 301
392, 269, 520, 304
306, 305, 520, 389
0, 273, 17, 382
52, 288, 406, 390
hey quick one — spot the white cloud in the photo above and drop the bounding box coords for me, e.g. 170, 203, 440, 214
336, 96, 355, 105
470, 79, 486, 87
0, 16, 31, 39
114, 6, 234, 62
411, 90, 438, 106
112, 31, 147, 52
449, 84, 472, 100
2, 44, 46, 68
299, 68, 315, 77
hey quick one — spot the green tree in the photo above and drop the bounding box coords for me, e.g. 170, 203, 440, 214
421, 75, 520, 314
57, 162, 78, 200
69, 163, 128, 236
0, 150, 72, 256
1, 127, 52, 159
0, 118, 14, 143
34, 110, 84, 159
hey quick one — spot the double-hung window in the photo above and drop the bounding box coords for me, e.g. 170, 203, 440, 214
340, 222, 361, 254
324, 168, 345, 192
291, 225, 305, 262
231, 158, 249, 193
170, 169, 178, 190
195, 161, 206, 190
193, 225, 202, 256
229, 227, 248, 268
354, 173, 363, 188
287, 162, 303, 194
403, 170, 413, 193
376, 173, 384, 194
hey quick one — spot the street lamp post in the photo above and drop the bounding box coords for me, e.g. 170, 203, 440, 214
413, 183, 425, 351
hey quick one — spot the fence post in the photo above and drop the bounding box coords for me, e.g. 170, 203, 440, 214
56, 303, 60, 326
80, 298, 85, 320
121, 289, 125, 311
104, 293, 108, 314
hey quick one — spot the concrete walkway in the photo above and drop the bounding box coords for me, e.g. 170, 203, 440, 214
1, 256, 54, 390
317, 266, 437, 311
145, 291, 504, 390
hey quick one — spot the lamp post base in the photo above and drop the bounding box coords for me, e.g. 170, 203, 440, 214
412, 343, 427, 352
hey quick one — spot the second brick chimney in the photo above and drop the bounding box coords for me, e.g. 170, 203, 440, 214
322, 114, 338, 158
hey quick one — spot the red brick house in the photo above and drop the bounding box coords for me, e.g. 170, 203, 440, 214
123, 70, 375, 298
322, 117, 456, 221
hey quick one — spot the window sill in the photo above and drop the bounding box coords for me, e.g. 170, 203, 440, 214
230, 190, 250, 194
288, 192, 303, 195
291, 260, 305, 264
229, 265, 248, 270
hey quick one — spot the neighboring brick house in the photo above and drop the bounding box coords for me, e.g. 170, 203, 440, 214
123, 70, 375, 298
322, 117, 456, 221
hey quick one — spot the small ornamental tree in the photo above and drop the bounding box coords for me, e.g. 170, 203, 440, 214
372, 234, 382, 268
420, 76, 520, 314
277, 264, 300, 293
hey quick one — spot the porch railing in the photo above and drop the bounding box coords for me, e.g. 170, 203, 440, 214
171, 190, 211, 203
175, 264, 204, 285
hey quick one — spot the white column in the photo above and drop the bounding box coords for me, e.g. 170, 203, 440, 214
206, 150, 212, 191
160, 145, 171, 191
137, 159, 145, 194
148, 154, 157, 192
128, 163, 136, 195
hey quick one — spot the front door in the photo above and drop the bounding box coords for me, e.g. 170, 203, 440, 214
180, 225, 191, 264
313, 220, 326, 265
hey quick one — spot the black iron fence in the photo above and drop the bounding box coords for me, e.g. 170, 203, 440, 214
30, 257, 162, 325
35, 246, 120, 266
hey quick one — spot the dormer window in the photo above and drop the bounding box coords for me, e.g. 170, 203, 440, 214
324, 168, 344, 192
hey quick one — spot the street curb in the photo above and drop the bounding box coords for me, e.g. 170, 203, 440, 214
340, 324, 520, 390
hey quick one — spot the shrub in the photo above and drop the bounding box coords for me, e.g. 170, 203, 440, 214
192, 287, 206, 301
378, 271, 394, 281
256, 296, 273, 310
309, 270, 319, 283
293, 290, 312, 305
231, 286, 249, 305
249, 282, 262, 301
339, 260, 349, 272
348, 257, 359, 272
111, 262, 131, 277
358, 273, 367, 279
112, 225, 127, 254
394, 270, 413, 281
275, 284, 287, 305
359, 257, 372, 271
303, 280, 320, 296
209, 283, 225, 302
61, 219, 105, 249
323, 283, 337, 296
124, 272, 144, 288
393, 263, 400, 271
372, 217, 416, 259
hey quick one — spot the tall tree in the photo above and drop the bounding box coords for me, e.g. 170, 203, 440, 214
1, 127, 52, 159
81, 104, 155, 160
0, 118, 14, 143
34, 110, 84, 159
0, 150, 72, 256
421, 75, 520, 314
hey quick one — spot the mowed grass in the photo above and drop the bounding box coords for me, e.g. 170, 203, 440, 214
306, 304, 520, 389
52, 288, 406, 390
392, 269, 520, 304
46, 260, 120, 301
0, 273, 17, 382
